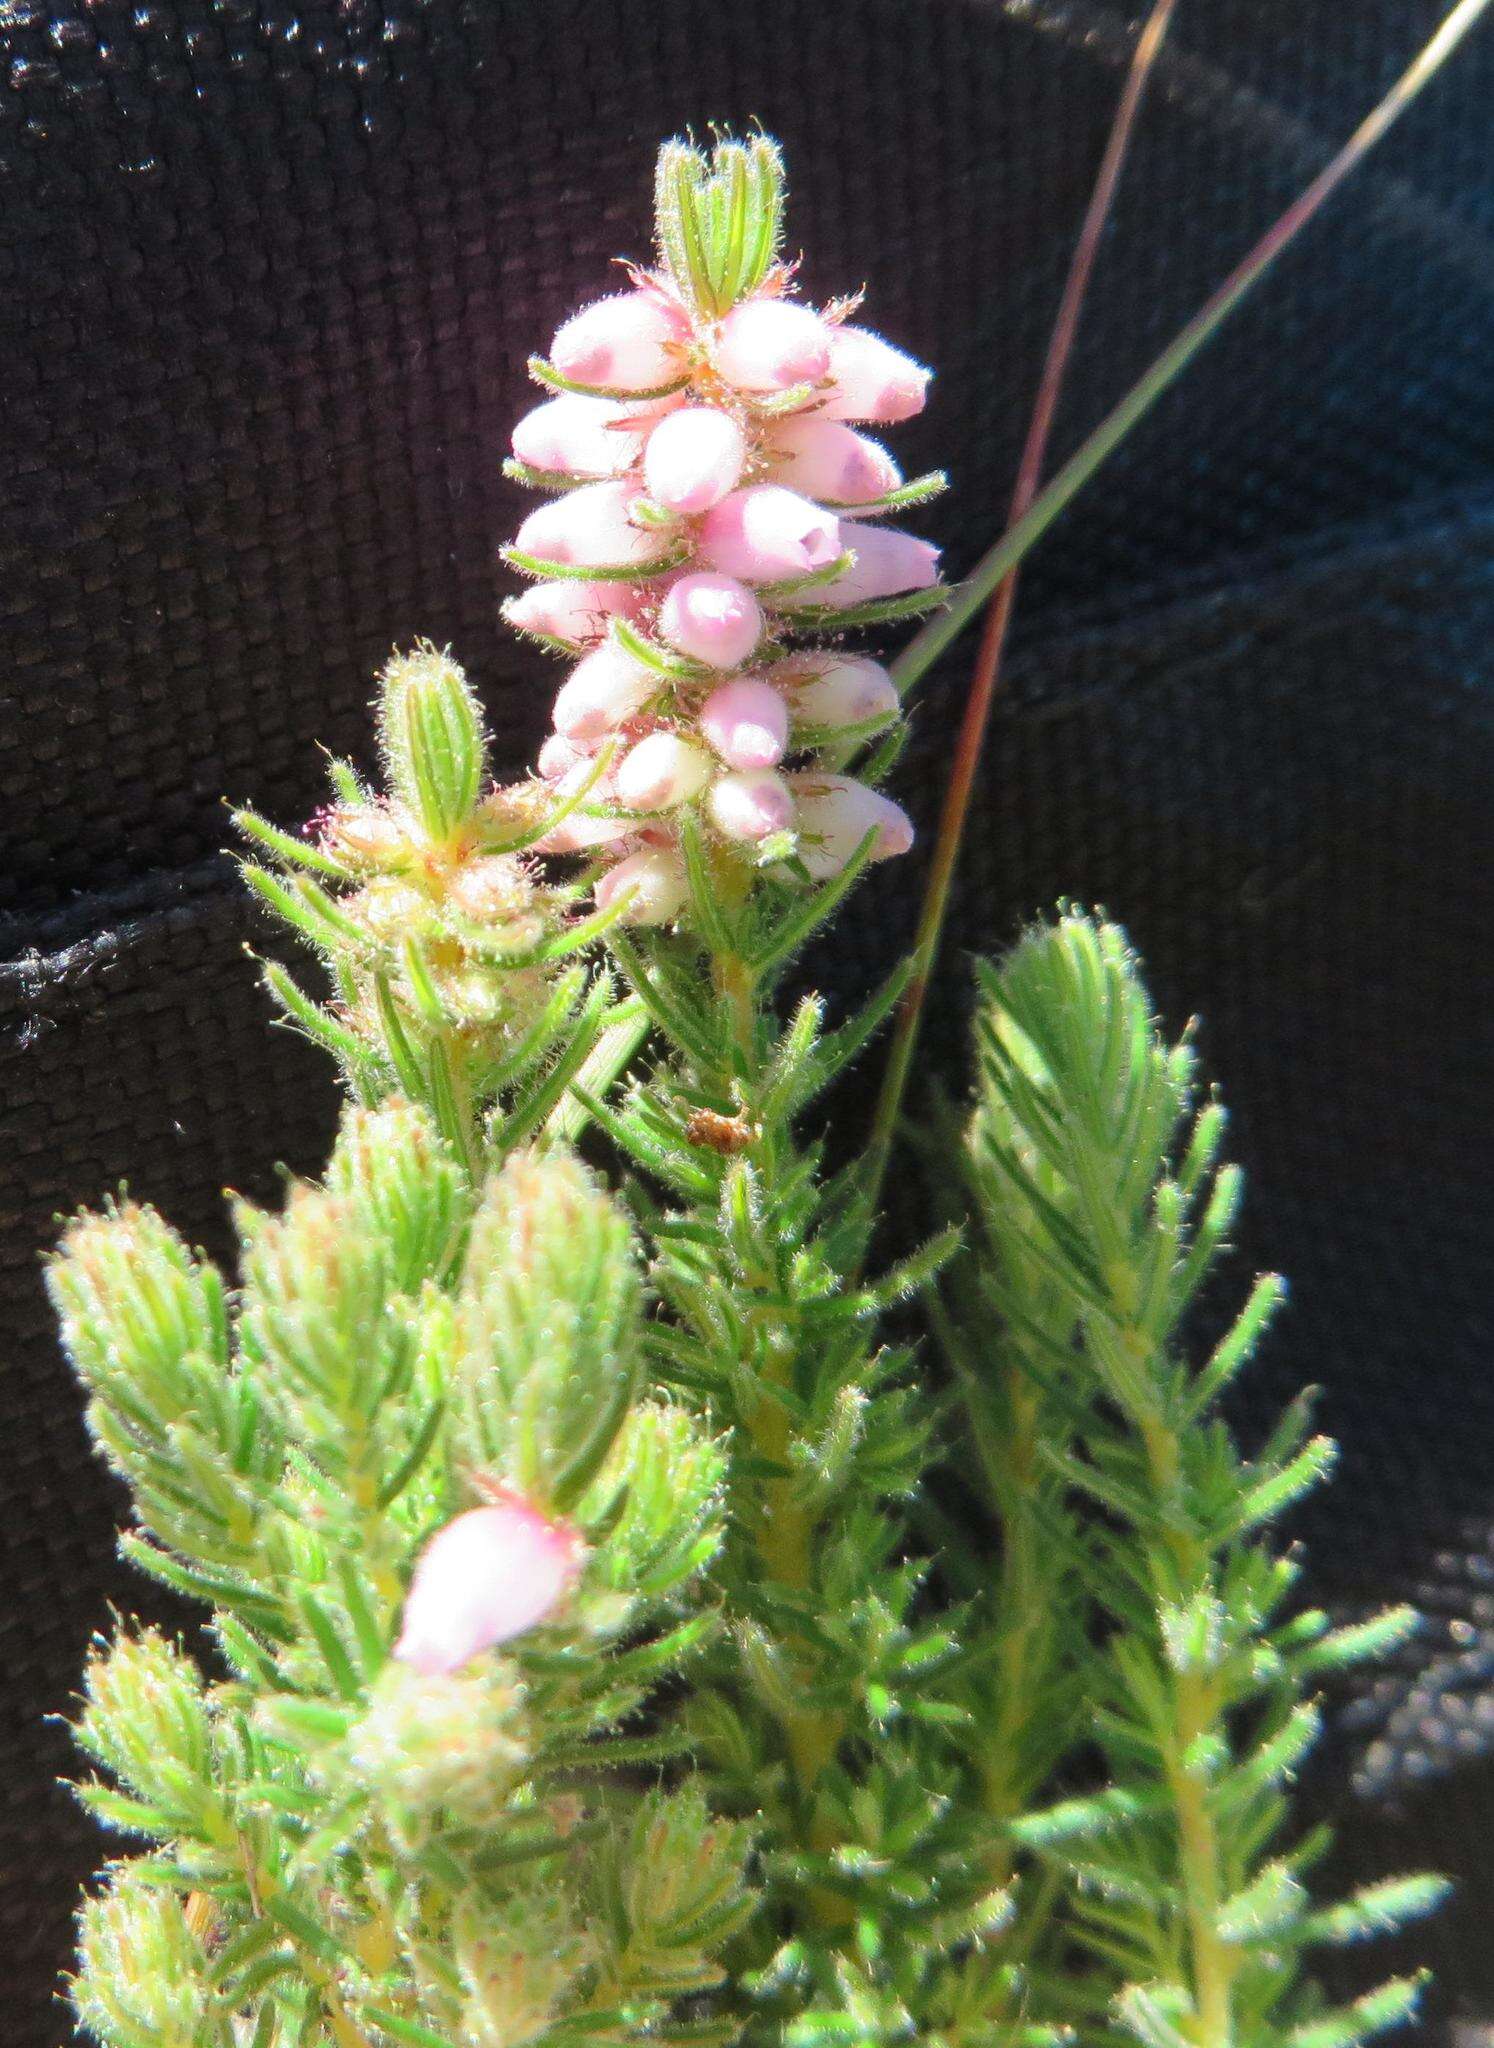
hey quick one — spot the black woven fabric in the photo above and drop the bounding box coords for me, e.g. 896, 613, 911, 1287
3, 2, 1492, 2041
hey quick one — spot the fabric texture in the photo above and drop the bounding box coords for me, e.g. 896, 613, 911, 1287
2, 2, 1492, 2040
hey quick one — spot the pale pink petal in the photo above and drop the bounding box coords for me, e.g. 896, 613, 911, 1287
699, 678, 790, 769
643, 407, 748, 513
767, 418, 901, 504
820, 326, 931, 423
714, 299, 831, 392
503, 579, 642, 651
595, 847, 690, 925
657, 573, 764, 668
814, 522, 940, 604
394, 1498, 582, 1674
787, 772, 914, 879
515, 482, 671, 571
707, 769, 795, 843
552, 642, 654, 741
699, 487, 842, 584
615, 732, 714, 811
550, 290, 690, 391
787, 656, 900, 730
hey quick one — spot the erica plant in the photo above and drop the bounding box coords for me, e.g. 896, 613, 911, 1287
53, 112, 1469, 2048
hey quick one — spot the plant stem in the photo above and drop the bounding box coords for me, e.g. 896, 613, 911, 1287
862, 0, 1177, 1213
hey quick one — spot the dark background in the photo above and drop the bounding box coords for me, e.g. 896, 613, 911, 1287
3, 2, 1492, 2041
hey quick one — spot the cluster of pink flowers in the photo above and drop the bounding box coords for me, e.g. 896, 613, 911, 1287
503, 275, 939, 923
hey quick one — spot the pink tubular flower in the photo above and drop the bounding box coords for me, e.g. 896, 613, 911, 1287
817, 522, 940, 605
615, 731, 714, 811
595, 846, 690, 925
394, 1496, 583, 1675
788, 772, 914, 879
515, 481, 673, 572
699, 677, 789, 769
552, 641, 655, 741
511, 395, 646, 478
550, 289, 689, 391
707, 769, 795, 843
767, 418, 901, 505
503, 578, 641, 651
713, 298, 831, 391
643, 406, 748, 513
700, 486, 843, 584
537, 733, 589, 782
788, 655, 900, 730
657, 572, 764, 668
820, 326, 931, 423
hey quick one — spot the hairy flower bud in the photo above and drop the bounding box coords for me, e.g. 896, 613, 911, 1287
395, 1496, 583, 1675
787, 655, 900, 731
700, 486, 842, 583
768, 417, 901, 503
818, 522, 941, 604
511, 395, 647, 477
821, 325, 931, 422
377, 644, 487, 845
503, 577, 642, 650
615, 732, 714, 811
657, 571, 763, 668
75, 1873, 219, 2048
349, 1660, 528, 1840
787, 772, 914, 878
714, 297, 830, 391
550, 288, 689, 391
515, 480, 672, 572
707, 768, 795, 843
552, 641, 655, 741
594, 845, 690, 925
699, 677, 789, 769
643, 406, 747, 512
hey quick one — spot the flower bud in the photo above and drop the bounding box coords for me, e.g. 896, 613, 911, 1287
349, 1661, 528, 1841
448, 856, 538, 925
550, 288, 689, 391
820, 325, 931, 422
787, 772, 914, 878
75, 1874, 217, 2048
700, 486, 842, 584
787, 655, 899, 730
817, 522, 941, 604
699, 677, 789, 769
615, 732, 714, 811
714, 297, 830, 391
515, 481, 671, 571
319, 801, 413, 872
768, 417, 901, 503
643, 406, 748, 512
537, 733, 589, 782
707, 769, 795, 843
658, 572, 764, 668
395, 1496, 583, 1675
377, 645, 486, 844
511, 395, 646, 477
503, 578, 642, 650
595, 846, 690, 925
552, 641, 655, 742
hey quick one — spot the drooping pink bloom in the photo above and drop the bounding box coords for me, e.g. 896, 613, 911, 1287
820, 326, 931, 423
713, 298, 831, 392
699, 677, 789, 769
707, 769, 795, 843
552, 641, 655, 741
510, 395, 647, 478
394, 1496, 583, 1675
816, 522, 940, 605
594, 846, 690, 925
537, 733, 589, 782
787, 655, 900, 730
503, 578, 641, 650
699, 486, 842, 584
515, 481, 674, 573
657, 572, 764, 668
643, 407, 748, 513
788, 772, 915, 879
768, 418, 900, 505
550, 290, 690, 391
615, 732, 714, 811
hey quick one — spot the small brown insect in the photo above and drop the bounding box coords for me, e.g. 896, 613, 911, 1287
685, 1107, 761, 1155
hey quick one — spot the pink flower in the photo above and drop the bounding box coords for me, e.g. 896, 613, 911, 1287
594, 846, 690, 925
820, 326, 930, 423
503, 579, 642, 650
615, 732, 714, 811
657, 572, 764, 668
643, 406, 748, 513
514, 481, 671, 572
537, 733, 589, 782
788, 772, 914, 879
699, 677, 789, 769
510, 395, 647, 478
713, 298, 831, 392
787, 655, 899, 730
552, 641, 654, 741
707, 769, 795, 843
699, 486, 842, 584
394, 1496, 583, 1675
768, 418, 901, 505
816, 522, 940, 604
550, 289, 689, 391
